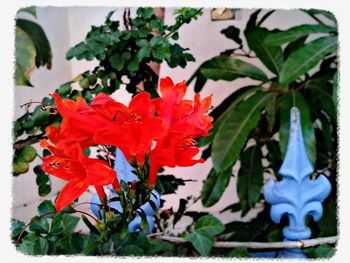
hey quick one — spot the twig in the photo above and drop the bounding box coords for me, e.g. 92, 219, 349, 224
13, 133, 46, 150
150, 235, 338, 249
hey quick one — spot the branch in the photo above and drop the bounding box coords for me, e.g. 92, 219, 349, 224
13, 133, 46, 150
150, 235, 338, 249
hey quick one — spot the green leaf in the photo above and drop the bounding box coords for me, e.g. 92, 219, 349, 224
244, 15, 284, 75
221, 26, 242, 45
38, 200, 55, 217
29, 216, 50, 234
212, 91, 274, 172
63, 214, 80, 234
109, 53, 124, 71
16, 19, 52, 69
279, 36, 338, 86
195, 215, 225, 237
265, 24, 336, 46
81, 215, 99, 235
318, 199, 337, 237
18, 234, 49, 255
304, 79, 336, 121
14, 26, 36, 86
303, 9, 337, 23
230, 247, 251, 258
11, 219, 25, 238
199, 56, 268, 82
13, 158, 29, 175
304, 244, 335, 258
57, 82, 72, 96
185, 232, 213, 256
155, 174, 185, 195
18, 145, 36, 162
279, 91, 316, 165
18, 6, 37, 17
237, 144, 264, 216
201, 168, 231, 207
119, 244, 144, 256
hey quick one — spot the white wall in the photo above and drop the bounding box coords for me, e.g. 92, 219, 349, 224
12, 7, 317, 233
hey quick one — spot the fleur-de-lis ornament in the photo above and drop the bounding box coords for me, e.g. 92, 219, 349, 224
263, 107, 331, 258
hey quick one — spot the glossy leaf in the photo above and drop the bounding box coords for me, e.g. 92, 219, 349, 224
29, 216, 50, 234
199, 56, 268, 82
185, 232, 213, 256
279, 36, 338, 86
201, 168, 232, 207
195, 215, 225, 237
244, 13, 284, 75
11, 219, 25, 238
265, 24, 336, 46
199, 86, 261, 147
13, 158, 29, 175
302, 9, 337, 23
237, 144, 264, 216
221, 26, 242, 45
16, 19, 52, 69
38, 200, 55, 217
14, 26, 36, 86
279, 91, 316, 165
230, 248, 251, 258
212, 91, 274, 172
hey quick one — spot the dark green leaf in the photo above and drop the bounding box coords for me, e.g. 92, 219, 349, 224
81, 215, 99, 235
57, 82, 72, 96
199, 56, 268, 82
38, 200, 55, 217
265, 24, 336, 46
266, 140, 282, 177
237, 144, 264, 216
195, 215, 225, 236
318, 199, 337, 237
16, 19, 52, 69
201, 168, 231, 207
244, 17, 284, 75
194, 71, 207, 93
221, 26, 242, 45
220, 202, 242, 213
279, 91, 316, 165
29, 216, 49, 234
156, 174, 186, 195
185, 232, 213, 256
38, 184, 51, 197
11, 219, 25, 238
63, 214, 80, 234
19, 234, 49, 255
284, 36, 307, 59
212, 91, 274, 172
109, 53, 124, 71
173, 198, 188, 227
14, 26, 36, 86
230, 247, 251, 258
302, 9, 337, 23
119, 244, 144, 256
279, 36, 338, 86
304, 79, 336, 121
304, 244, 335, 258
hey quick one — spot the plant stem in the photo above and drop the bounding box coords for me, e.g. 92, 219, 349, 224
150, 235, 338, 249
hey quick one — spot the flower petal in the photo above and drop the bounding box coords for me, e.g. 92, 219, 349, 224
55, 178, 88, 211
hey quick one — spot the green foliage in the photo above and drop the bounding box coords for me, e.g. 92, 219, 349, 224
15, 8, 52, 86
201, 168, 232, 207
185, 215, 224, 256
66, 7, 201, 98
190, 9, 338, 258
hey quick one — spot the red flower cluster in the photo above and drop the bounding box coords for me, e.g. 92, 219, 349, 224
40, 77, 213, 211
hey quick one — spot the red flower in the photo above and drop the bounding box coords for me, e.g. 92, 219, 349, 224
40, 127, 117, 211
93, 92, 165, 164
51, 93, 112, 148
148, 77, 213, 186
